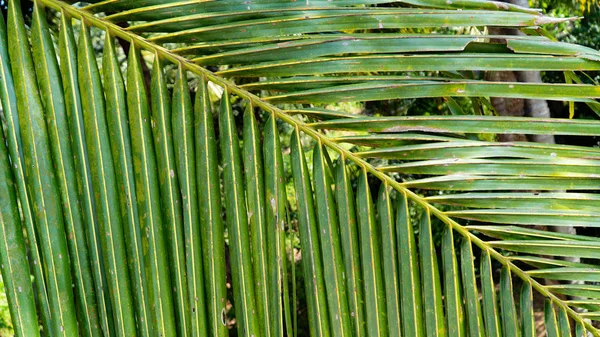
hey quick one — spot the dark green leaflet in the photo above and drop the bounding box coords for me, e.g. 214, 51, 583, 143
545, 300, 560, 337
0, 7, 51, 333
311, 116, 600, 136
263, 115, 288, 337
7, 0, 79, 335
102, 32, 149, 337
172, 65, 209, 336
195, 79, 228, 337
3, 1, 600, 336
419, 211, 445, 337
243, 103, 271, 337
499, 267, 518, 337
441, 227, 465, 337
265, 81, 600, 105
150, 11, 568, 44
356, 169, 388, 337
396, 192, 424, 337
335, 159, 366, 337
126, 45, 176, 337
290, 129, 331, 337
481, 250, 501, 337
219, 90, 261, 337
460, 239, 484, 337
78, 22, 137, 336
31, 5, 101, 335
576, 322, 586, 337
520, 283, 535, 337
150, 57, 190, 337
0, 121, 40, 337
557, 307, 570, 337
376, 183, 402, 337
313, 144, 352, 337
61, 12, 114, 337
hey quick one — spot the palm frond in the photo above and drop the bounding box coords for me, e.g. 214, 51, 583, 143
0, 0, 598, 336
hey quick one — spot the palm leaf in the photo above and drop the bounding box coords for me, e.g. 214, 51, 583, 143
0, 0, 598, 336
0, 7, 51, 333
31, 4, 101, 335
0, 105, 40, 337
7, 1, 78, 335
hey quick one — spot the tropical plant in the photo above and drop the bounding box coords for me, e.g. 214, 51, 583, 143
0, 0, 599, 336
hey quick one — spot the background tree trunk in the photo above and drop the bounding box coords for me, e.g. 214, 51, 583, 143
489, 0, 580, 281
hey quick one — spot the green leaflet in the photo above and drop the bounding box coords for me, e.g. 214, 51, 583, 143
447, 209, 599, 227
470, 225, 596, 242
91, 0, 403, 15
127, 45, 176, 336
8, 0, 79, 335
428, 192, 600, 212
290, 129, 331, 337
104, 1, 409, 21
359, 141, 600, 161
441, 227, 465, 337
172, 65, 209, 337
512, 256, 597, 269
545, 301, 560, 337
102, 32, 149, 337
242, 75, 471, 93
382, 158, 600, 178
460, 239, 484, 337
219, 91, 261, 337
557, 307, 570, 337
139, 10, 550, 35
356, 169, 388, 337
92, 0, 540, 19
547, 284, 600, 299
419, 211, 445, 337
243, 103, 271, 337
520, 283, 535, 337
196, 36, 478, 65
0, 124, 40, 337
335, 159, 366, 337
528, 268, 600, 282
78, 22, 137, 336
62, 14, 113, 337
406, 176, 600, 191
150, 57, 190, 337
195, 79, 228, 337
196, 34, 597, 66
396, 192, 425, 337
0, 7, 51, 332
499, 267, 518, 337
5, 0, 600, 336
576, 323, 586, 337
489, 241, 600, 259
313, 144, 352, 337
151, 10, 565, 43
376, 183, 401, 337
263, 115, 288, 337
311, 116, 600, 136
480, 251, 501, 337
31, 5, 100, 336
220, 54, 600, 77
266, 81, 600, 105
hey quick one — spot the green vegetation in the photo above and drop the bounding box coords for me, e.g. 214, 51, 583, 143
0, 279, 14, 336
0, 0, 599, 336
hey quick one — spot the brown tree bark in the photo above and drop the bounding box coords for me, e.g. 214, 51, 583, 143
488, 2, 581, 302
